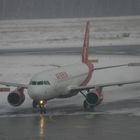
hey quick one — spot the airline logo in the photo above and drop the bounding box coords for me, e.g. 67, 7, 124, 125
55, 72, 69, 80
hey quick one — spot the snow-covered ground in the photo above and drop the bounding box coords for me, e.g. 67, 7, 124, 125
0, 16, 140, 49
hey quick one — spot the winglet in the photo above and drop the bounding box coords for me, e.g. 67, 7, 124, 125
82, 21, 90, 64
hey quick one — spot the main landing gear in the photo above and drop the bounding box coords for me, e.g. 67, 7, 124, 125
83, 100, 95, 111
32, 100, 47, 114
80, 91, 95, 111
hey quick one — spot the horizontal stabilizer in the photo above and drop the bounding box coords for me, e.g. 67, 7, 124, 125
88, 59, 99, 63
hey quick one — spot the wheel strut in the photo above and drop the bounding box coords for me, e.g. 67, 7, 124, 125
39, 100, 46, 114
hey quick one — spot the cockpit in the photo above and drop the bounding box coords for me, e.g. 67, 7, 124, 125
29, 81, 50, 85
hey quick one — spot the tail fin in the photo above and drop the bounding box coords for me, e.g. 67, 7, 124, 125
82, 21, 90, 63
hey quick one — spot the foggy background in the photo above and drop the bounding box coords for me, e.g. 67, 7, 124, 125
0, 0, 140, 19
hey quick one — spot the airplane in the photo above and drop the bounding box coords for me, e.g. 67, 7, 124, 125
0, 21, 140, 114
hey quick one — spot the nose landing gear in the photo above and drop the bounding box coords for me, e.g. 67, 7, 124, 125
32, 99, 47, 114
39, 100, 46, 114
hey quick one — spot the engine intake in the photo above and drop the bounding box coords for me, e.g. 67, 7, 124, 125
86, 88, 103, 106
8, 88, 25, 106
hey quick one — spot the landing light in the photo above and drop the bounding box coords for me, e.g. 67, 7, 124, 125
40, 100, 44, 105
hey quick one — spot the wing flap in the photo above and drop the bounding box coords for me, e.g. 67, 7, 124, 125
69, 80, 140, 92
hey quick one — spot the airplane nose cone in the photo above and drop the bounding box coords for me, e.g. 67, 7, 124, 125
27, 85, 45, 99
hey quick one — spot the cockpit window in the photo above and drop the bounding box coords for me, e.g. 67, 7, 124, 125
44, 81, 50, 85
30, 81, 37, 85
38, 81, 43, 85
30, 81, 50, 85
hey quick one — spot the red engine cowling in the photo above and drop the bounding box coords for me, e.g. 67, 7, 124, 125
7, 88, 25, 106
86, 87, 103, 106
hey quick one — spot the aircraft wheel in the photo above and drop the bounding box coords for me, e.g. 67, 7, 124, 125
83, 100, 95, 111
40, 106, 46, 114
32, 100, 38, 108
89, 105, 95, 112
39, 100, 47, 114
83, 100, 88, 110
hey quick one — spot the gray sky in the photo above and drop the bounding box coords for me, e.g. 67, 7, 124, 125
0, 0, 140, 19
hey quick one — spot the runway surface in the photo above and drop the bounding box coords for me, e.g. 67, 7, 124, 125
1, 98, 140, 140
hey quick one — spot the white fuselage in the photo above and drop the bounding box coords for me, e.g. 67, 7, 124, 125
27, 62, 92, 101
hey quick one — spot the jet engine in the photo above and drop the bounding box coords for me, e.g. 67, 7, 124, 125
7, 88, 25, 106
84, 87, 103, 109
86, 91, 103, 106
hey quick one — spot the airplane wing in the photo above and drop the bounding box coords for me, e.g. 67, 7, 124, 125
94, 62, 140, 71
48, 64, 62, 68
0, 81, 28, 88
69, 80, 140, 92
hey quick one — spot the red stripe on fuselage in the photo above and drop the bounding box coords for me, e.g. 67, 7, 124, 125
80, 63, 94, 86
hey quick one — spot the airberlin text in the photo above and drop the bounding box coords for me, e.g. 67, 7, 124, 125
55, 72, 69, 80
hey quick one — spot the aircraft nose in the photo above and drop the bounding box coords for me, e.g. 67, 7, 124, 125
27, 85, 45, 99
